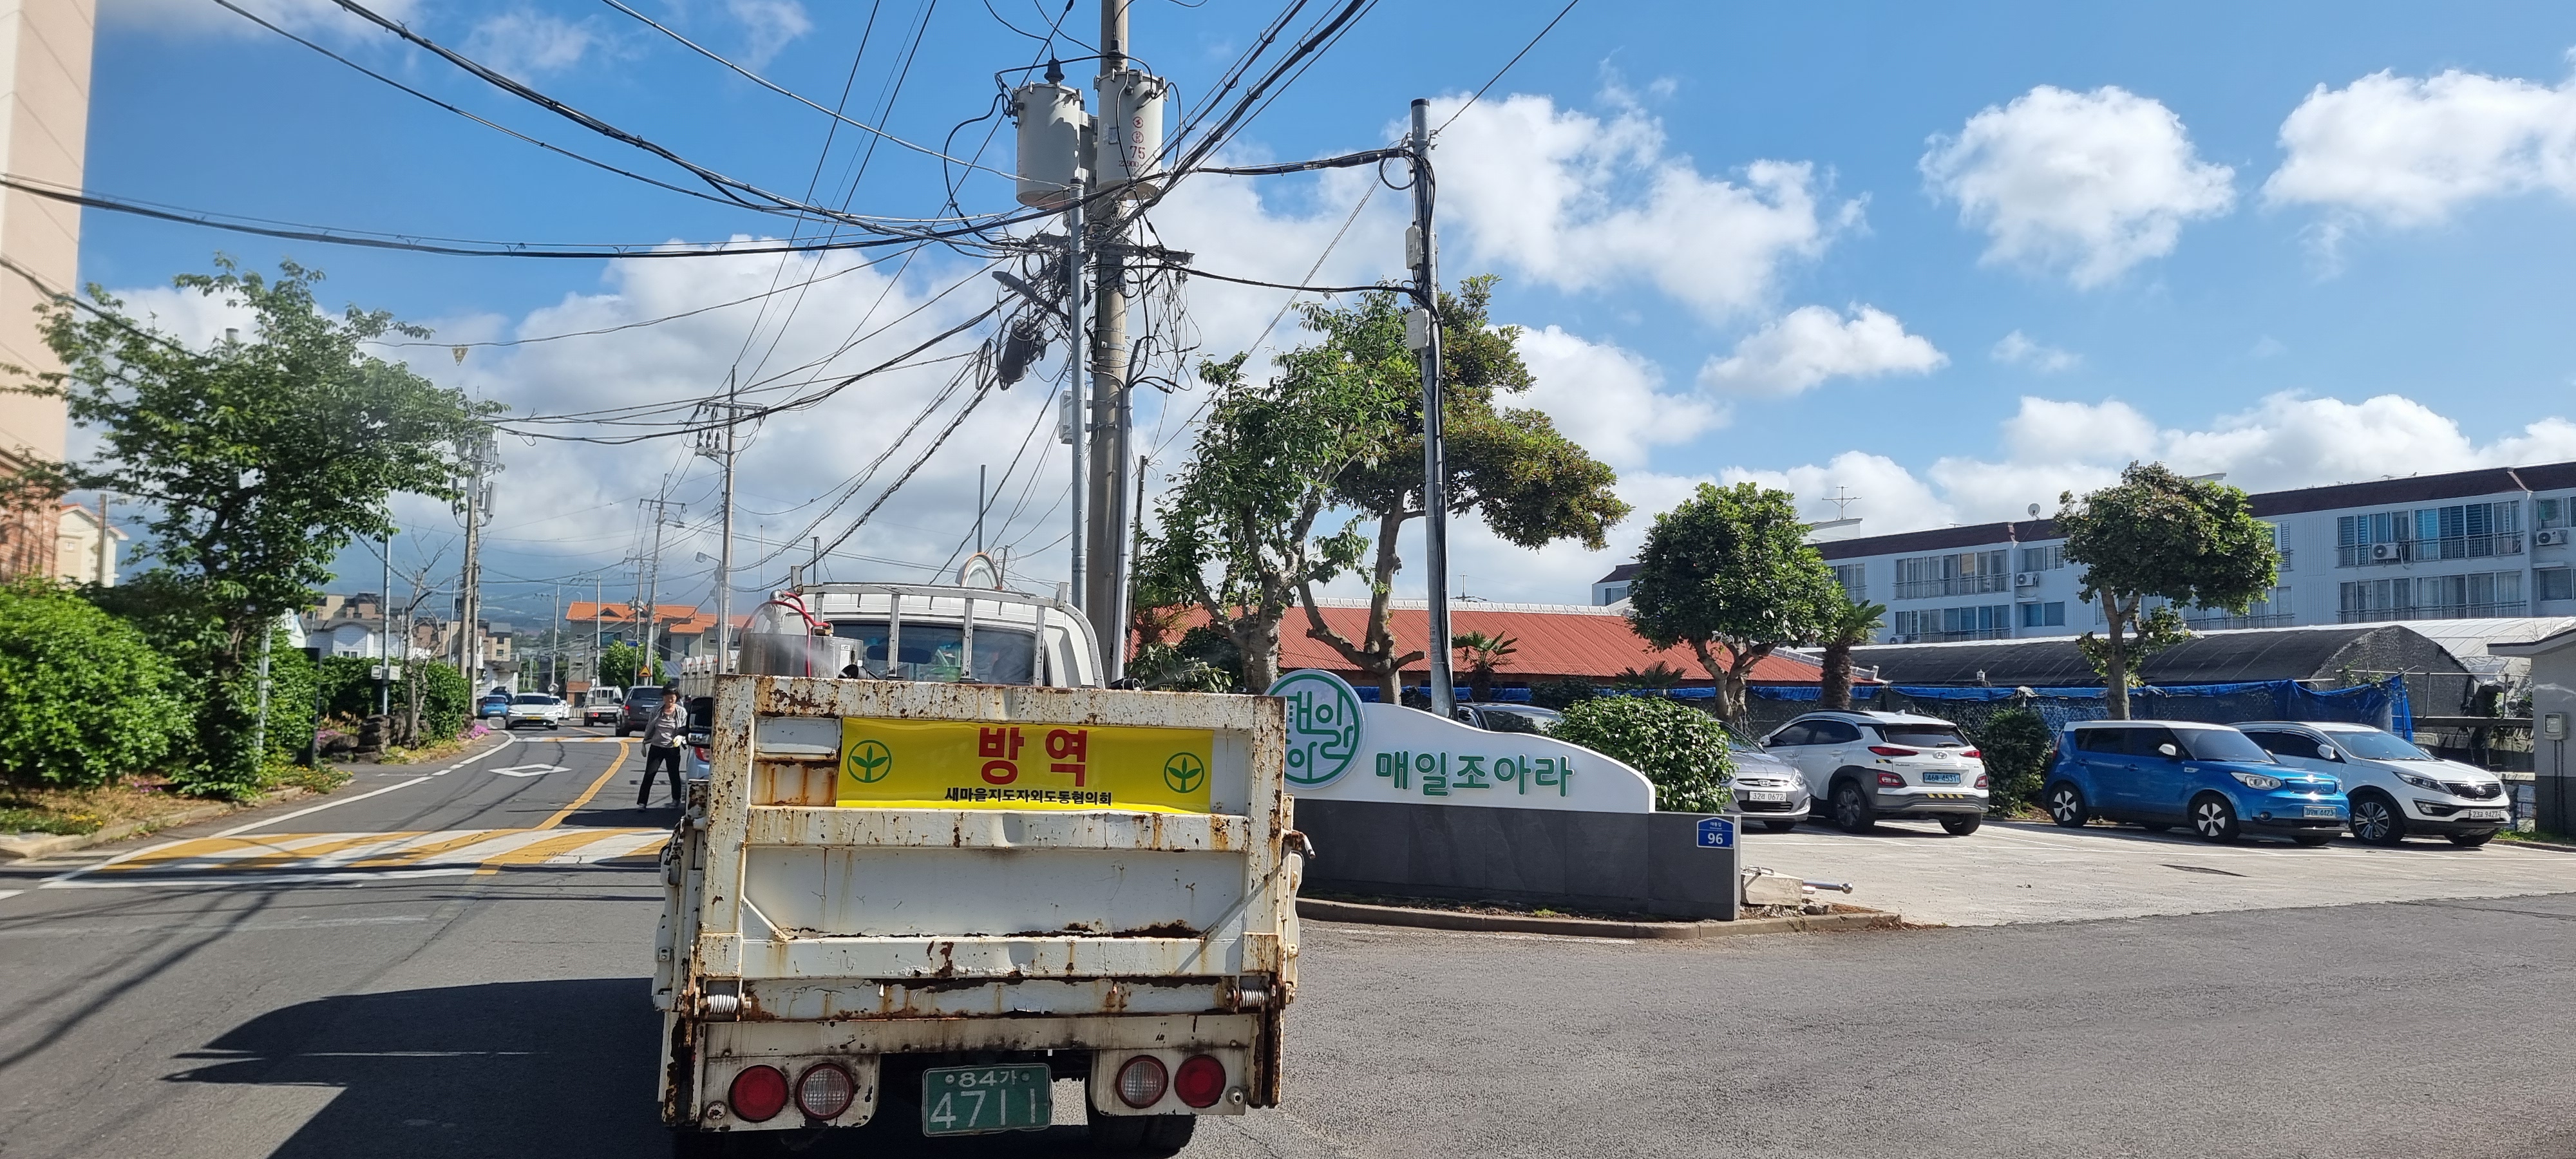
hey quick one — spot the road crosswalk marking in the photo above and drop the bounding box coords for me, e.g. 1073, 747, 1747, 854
40, 827, 669, 889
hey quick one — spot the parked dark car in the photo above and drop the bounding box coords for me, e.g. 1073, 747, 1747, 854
616, 684, 670, 737
1450, 703, 1562, 735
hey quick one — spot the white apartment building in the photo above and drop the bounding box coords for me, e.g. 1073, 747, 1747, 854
1593, 460, 2576, 644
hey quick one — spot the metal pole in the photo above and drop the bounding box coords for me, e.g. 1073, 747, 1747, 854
1065, 176, 1088, 610
459, 437, 483, 684
593, 575, 604, 688
252, 623, 272, 766
978, 464, 987, 556
1410, 98, 1457, 718
716, 373, 739, 675
378, 531, 392, 716
93, 492, 108, 584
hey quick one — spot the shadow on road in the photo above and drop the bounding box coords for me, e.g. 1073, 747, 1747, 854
169, 978, 1113, 1157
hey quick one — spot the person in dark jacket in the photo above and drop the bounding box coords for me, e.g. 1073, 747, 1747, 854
638, 688, 687, 807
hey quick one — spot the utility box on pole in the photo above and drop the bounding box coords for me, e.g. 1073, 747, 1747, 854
1010, 80, 1087, 210
1094, 68, 1166, 196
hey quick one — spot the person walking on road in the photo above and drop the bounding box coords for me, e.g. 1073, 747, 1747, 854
639, 686, 687, 807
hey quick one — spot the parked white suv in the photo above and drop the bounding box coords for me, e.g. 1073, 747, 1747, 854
2233, 721, 2510, 847
1760, 710, 1991, 835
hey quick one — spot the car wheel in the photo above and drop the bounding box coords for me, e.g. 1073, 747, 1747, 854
615, 726, 630, 738
2045, 782, 2088, 828
1938, 814, 1982, 836
2448, 831, 2497, 849
2294, 834, 2334, 846
1831, 782, 1876, 833
1759, 819, 1801, 833
2349, 792, 2407, 846
2190, 794, 2242, 843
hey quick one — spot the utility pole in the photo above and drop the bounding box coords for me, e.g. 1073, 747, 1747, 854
456, 428, 493, 688
1065, 169, 1088, 613
1408, 98, 1457, 717
697, 373, 743, 674
378, 530, 393, 716
639, 494, 684, 685
592, 574, 605, 689
1085, 0, 1133, 672
93, 492, 109, 585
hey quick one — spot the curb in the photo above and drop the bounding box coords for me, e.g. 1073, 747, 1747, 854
1295, 897, 1905, 939
0, 787, 312, 862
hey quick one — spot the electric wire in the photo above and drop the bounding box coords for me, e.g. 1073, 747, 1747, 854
1435, 0, 1584, 137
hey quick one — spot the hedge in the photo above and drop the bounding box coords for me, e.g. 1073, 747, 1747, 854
1551, 695, 1734, 813
0, 581, 191, 787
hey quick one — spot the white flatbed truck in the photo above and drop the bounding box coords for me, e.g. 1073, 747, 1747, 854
658, 585, 1302, 1155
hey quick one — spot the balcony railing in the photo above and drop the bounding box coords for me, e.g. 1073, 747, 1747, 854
2184, 611, 2295, 630
2339, 601, 2528, 624
1891, 574, 2014, 600
1888, 627, 2014, 643
2337, 533, 2524, 567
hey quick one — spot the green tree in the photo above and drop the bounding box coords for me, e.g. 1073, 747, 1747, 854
0, 258, 494, 793
1452, 630, 1519, 701
2056, 462, 2279, 719
600, 639, 646, 690
1135, 352, 1392, 691
1292, 281, 1628, 702
1817, 597, 1887, 711
1624, 483, 1842, 722
0, 580, 190, 786
1551, 695, 1733, 813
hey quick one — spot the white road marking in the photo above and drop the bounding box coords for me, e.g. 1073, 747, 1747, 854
489, 764, 571, 778
0, 890, 20, 902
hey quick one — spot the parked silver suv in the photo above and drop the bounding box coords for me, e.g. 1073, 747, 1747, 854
1761, 710, 1991, 835
2233, 721, 2510, 847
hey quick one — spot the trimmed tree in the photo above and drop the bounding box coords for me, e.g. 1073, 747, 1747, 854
0, 580, 190, 786
1624, 483, 1842, 722
1817, 597, 1886, 711
1551, 696, 1733, 813
2056, 462, 2280, 719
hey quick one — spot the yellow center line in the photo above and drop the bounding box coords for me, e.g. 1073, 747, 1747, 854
535, 739, 634, 831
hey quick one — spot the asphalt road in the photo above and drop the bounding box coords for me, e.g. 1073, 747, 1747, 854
2, 727, 2573, 1158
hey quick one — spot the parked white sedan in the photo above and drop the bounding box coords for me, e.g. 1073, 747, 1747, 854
504, 693, 569, 730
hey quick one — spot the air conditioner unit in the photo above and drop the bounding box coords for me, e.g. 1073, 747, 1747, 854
2014, 572, 2040, 587
2369, 542, 2404, 562
2538, 529, 2570, 547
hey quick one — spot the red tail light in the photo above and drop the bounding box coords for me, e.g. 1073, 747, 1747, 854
691, 745, 710, 762
1876, 771, 1906, 787
797, 1062, 855, 1119
1868, 745, 1917, 757
1175, 1054, 1226, 1108
1975, 774, 1990, 789
1116, 1055, 1168, 1108
730, 1064, 789, 1122
1961, 748, 1982, 759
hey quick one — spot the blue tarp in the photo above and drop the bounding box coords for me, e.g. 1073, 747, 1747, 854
1596, 676, 2414, 736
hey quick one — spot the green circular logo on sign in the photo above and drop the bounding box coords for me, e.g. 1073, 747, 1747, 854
846, 738, 894, 783
1265, 669, 1365, 789
1162, 752, 1207, 794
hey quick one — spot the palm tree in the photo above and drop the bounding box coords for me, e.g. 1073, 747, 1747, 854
1452, 630, 1519, 701
1819, 598, 1888, 711
1614, 661, 1690, 690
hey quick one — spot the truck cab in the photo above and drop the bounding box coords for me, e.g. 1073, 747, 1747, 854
657, 585, 1298, 1156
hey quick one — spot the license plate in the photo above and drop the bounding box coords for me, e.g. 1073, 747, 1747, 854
1923, 771, 1962, 785
2464, 808, 2508, 821
1747, 790, 1788, 802
922, 1064, 1052, 1136
2304, 805, 2340, 819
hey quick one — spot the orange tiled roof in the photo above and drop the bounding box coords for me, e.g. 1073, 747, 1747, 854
564, 601, 699, 627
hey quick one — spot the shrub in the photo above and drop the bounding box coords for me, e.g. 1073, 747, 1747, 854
0, 581, 191, 787
1976, 707, 2054, 813
408, 661, 472, 742
1551, 695, 1733, 813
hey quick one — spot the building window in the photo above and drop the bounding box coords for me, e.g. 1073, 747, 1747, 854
1830, 562, 1866, 598
1596, 583, 1630, 605
2186, 586, 2292, 630
2016, 543, 2065, 573
2019, 601, 2066, 628
1893, 549, 2011, 599
2268, 522, 2292, 570
2539, 498, 2566, 530
2340, 570, 2524, 622
2539, 567, 2574, 603
1893, 604, 2012, 641
2338, 503, 2521, 566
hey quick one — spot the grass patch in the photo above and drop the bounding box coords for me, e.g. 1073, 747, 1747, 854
0, 779, 218, 836
260, 759, 352, 796
0, 807, 106, 835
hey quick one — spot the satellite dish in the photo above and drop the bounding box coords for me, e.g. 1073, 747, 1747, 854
958, 552, 1003, 590
2027, 504, 2042, 518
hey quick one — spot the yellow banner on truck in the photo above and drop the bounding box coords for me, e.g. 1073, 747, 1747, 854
837, 718, 1217, 813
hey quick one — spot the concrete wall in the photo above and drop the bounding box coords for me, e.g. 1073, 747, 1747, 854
0, 0, 93, 580
1294, 798, 1741, 920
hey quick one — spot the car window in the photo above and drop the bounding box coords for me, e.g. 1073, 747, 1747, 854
511, 694, 547, 705
2177, 729, 2274, 763
2240, 730, 2311, 758
1879, 724, 1967, 748
832, 620, 1037, 684
1810, 720, 1864, 744
626, 688, 668, 708
2329, 730, 2433, 761
2125, 727, 2184, 759
2074, 728, 2128, 754
1480, 708, 1557, 735
1769, 723, 1815, 746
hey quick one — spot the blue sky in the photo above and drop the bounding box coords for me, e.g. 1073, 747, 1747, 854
75, 0, 2576, 612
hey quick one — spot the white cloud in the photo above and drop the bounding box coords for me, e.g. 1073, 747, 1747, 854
1695, 305, 1945, 397
1991, 330, 2079, 373
1423, 92, 1857, 320
727, 0, 811, 69
1719, 392, 2576, 538
466, 10, 602, 79
1922, 85, 2237, 288
2263, 60, 2576, 229
1515, 325, 1723, 469
100, 0, 423, 35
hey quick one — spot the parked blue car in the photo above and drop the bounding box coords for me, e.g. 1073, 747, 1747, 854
2044, 720, 2349, 845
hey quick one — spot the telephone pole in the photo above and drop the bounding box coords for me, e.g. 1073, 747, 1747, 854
638, 495, 684, 684
1085, 0, 1133, 673
378, 530, 393, 716
456, 429, 494, 687
1408, 99, 1457, 717
696, 374, 744, 674
1065, 170, 1088, 612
